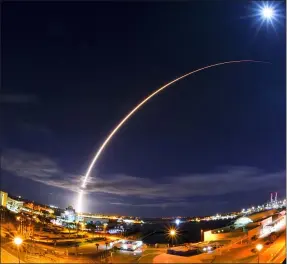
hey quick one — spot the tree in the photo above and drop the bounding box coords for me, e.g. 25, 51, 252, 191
95, 243, 99, 252
76, 222, 81, 236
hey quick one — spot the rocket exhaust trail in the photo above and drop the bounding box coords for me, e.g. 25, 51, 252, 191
76, 59, 269, 213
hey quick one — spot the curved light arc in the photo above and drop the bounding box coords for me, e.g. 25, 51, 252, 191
77, 59, 268, 212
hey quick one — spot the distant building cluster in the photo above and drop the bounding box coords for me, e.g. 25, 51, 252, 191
0, 190, 143, 234
175, 194, 286, 223
1, 190, 54, 216
188, 212, 238, 222
1, 189, 286, 230
203, 208, 286, 244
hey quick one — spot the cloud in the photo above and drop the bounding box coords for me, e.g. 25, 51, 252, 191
86, 168, 285, 200
0, 94, 38, 104
110, 201, 190, 208
2, 149, 81, 192
2, 149, 285, 208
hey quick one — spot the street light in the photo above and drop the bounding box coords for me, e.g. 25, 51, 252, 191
14, 237, 23, 246
256, 243, 263, 263
14, 237, 23, 264
168, 228, 177, 247
169, 229, 176, 237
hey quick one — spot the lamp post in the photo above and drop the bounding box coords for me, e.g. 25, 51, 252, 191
14, 237, 23, 264
103, 223, 108, 238
256, 243, 263, 263
169, 228, 177, 246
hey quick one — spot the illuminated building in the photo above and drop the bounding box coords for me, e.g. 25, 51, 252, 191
204, 209, 283, 242
61, 206, 77, 223
81, 215, 109, 225
53, 207, 65, 216
0, 191, 8, 207
6, 197, 24, 213
24, 202, 54, 215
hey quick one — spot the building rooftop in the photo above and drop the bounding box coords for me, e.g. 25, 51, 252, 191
234, 209, 277, 228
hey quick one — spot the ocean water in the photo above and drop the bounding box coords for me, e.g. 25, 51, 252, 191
141, 220, 230, 244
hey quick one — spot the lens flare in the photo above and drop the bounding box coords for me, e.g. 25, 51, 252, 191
76, 60, 268, 213
248, 1, 285, 35
14, 237, 23, 246
262, 6, 274, 19
169, 229, 176, 237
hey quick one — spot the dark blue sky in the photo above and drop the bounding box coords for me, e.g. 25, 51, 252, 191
1, 2, 286, 217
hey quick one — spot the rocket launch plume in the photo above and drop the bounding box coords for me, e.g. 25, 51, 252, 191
76, 60, 268, 213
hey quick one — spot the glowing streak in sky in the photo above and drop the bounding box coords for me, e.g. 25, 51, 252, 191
76, 60, 268, 213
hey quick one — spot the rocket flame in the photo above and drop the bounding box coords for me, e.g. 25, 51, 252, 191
76, 60, 268, 213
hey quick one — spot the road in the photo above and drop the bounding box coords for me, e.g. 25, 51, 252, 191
137, 249, 166, 263
153, 230, 286, 264
1, 247, 25, 263
271, 248, 286, 264
67, 240, 111, 254
259, 231, 286, 263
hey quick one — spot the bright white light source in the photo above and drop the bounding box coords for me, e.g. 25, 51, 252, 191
169, 229, 176, 236
248, 1, 284, 34
256, 243, 263, 251
262, 6, 274, 19
175, 219, 180, 225
14, 237, 23, 246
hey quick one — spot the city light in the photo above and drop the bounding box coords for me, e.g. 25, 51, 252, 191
13, 237, 23, 246
175, 219, 180, 225
76, 60, 267, 213
14, 237, 23, 264
256, 243, 263, 251
169, 228, 176, 237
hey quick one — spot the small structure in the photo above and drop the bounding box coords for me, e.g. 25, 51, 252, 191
6, 197, 24, 213
0, 191, 8, 207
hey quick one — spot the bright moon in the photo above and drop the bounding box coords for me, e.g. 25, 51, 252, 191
248, 1, 285, 34
262, 7, 274, 19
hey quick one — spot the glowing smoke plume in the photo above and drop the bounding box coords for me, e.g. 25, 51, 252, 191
76, 60, 268, 213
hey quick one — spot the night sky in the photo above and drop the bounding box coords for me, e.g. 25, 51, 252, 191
1, 2, 286, 217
